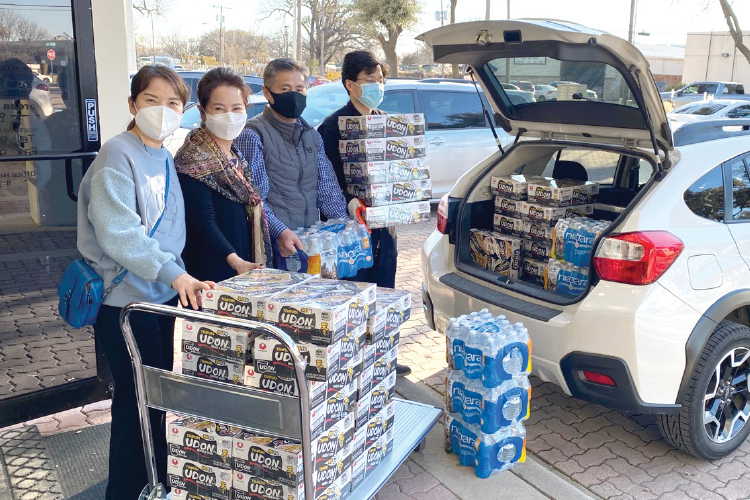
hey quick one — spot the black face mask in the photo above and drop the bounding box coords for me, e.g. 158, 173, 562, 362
268, 90, 307, 119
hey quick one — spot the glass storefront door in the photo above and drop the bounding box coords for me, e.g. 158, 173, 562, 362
0, 0, 107, 427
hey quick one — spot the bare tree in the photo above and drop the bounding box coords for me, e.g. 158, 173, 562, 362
15, 17, 49, 42
356, 0, 421, 75
0, 9, 19, 42
132, 0, 172, 16
718, 0, 750, 64
159, 28, 187, 59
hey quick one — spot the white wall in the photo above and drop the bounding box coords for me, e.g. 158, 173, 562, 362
91, 0, 133, 143
684, 32, 750, 85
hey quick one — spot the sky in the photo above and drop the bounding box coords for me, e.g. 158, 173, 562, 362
132, 0, 750, 55
13, 0, 750, 58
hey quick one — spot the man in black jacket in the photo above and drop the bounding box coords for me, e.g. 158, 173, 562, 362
319, 51, 411, 377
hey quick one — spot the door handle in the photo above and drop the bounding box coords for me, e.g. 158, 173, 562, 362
429, 137, 445, 145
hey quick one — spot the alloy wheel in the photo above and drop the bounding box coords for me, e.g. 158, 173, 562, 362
704, 347, 750, 444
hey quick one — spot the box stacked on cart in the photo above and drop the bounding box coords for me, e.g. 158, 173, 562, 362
339, 114, 431, 229
487, 174, 599, 287
443, 310, 531, 478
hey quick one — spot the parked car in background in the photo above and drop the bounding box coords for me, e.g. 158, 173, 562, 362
549, 80, 598, 100
307, 75, 331, 88
668, 99, 750, 128
510, 80, 535, 93
30, 75, 53, 117
661, 81, 749, 108
534, 84, 557, 101
500, 82, 521, 91
164, 95, 269, 155
176, 70, 263, 105
421, 18, 750, 461
302, 79, 513, 199
32, 71, 51, 83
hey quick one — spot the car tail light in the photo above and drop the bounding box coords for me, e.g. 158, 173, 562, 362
547, 90, 554, 94
582, 371, 616, 387
36, 83, 49, 91
437, 194, 450, 234
593, 231, 683, 285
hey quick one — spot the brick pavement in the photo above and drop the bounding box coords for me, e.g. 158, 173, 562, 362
7, 216, 750, 499
0, 231, 96, 400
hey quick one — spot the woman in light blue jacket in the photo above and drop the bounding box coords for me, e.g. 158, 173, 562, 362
77, 65, 214, 499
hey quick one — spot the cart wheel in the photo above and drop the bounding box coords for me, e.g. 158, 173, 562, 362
413, 439, 427, 453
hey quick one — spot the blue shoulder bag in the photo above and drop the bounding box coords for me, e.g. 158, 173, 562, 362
58, 158, 170, 328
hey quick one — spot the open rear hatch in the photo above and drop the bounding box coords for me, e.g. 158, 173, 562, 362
418, 20, 672, 305
417, 19, 673, 162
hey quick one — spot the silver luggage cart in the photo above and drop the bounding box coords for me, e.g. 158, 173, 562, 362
120, 302, 443, 500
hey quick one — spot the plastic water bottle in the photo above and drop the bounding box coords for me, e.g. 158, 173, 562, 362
446, 370, 484, 426
305, 233, 322, 275
481, 377, 531, 434
320, 233, 339, 279
463, 326, 484, 380
474, 422, 527, 478
564, 220, 581, 263
445, 414, 479, 466
356, 223, 374, 269
482, 323, 531, 388
337, 229, 353, 278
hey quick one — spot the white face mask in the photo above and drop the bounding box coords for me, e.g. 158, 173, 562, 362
134, 105, 182, 141
205, 111, 247, 141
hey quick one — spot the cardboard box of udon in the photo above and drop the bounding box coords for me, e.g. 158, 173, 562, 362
166, 456, 232, 500
362, 200, 431, 229
200, 269, 314, 322
181, 321, 255, 364
343, 159, 430, 185
339, 138, 387, 163
338, 114, 387, 139
385, 113, 426, 137
243, 366, 328, 408
167, 418, 240, 470
252, 336, 341, 382
349, 179, 432, 207
263, 286, 368, 345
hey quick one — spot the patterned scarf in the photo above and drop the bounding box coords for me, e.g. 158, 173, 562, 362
174, 127, 269, 264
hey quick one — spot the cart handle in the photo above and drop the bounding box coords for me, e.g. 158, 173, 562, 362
119, 302, 314, 500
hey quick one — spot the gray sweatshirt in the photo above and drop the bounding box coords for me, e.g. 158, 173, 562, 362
77, 131, 186, 308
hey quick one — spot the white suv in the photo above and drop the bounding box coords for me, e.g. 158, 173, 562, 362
420, 19, 750, 459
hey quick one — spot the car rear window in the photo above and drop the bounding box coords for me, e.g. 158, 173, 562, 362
684, 166, 724, 222
673, 102, 727, 115
542, 149, 620, 184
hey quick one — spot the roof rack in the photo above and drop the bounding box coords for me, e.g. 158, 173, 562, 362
672, 119, 750, 147
418, 78, 473, 84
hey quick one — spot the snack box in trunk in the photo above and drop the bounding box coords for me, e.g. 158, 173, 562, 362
167, 418, 240, 470
343, 159, 430, 184
181, 352, 244, 386
181, 321, 254, 364
349, 179, 432, 207
493, 214, 523, 238
521, 258, 548, 287
522, 219, 555, 244
520, 201, 594, 226
490, 174, 531, 200
494, 196, 523, 218
526, 177, 599, 207
361, 200, 431, 229
338, 114, 386, 139
468, 229, 522, 280
523, 239, 554, 261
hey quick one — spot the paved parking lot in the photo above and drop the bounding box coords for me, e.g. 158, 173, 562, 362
5, 214, 750, 499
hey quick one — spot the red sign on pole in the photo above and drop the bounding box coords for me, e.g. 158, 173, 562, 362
47, 49, 56, 61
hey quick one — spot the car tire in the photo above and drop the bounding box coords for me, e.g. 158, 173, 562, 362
538, 95, 546, 102
657, 320, 750, 460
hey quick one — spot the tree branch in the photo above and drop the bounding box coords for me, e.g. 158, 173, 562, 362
718, 0, 750, 64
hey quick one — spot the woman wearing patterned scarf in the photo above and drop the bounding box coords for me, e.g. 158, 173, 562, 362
175, 67, 269, 282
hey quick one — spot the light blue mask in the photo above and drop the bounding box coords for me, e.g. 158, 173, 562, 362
356, 82, 385, 109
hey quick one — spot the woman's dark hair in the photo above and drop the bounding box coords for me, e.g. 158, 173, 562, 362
341, 51, 389, 94
128, 65, 189, 130
197, 67, 250, 110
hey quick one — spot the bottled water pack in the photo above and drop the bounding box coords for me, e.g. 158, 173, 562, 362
284, 219, 374, 279
446, 369, 530, 434
446, 309, 531, 388
444, 414, 526, 478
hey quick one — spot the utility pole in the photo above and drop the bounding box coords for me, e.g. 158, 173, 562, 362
628, 0, 636, 43
296, 0, 302, 61
319, 7, 325, 76
440, 0, 445, 78
486, 0, 490, 20
213, 4, 231, 66
284, 25, 289, 58
150, 12, 156, 63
